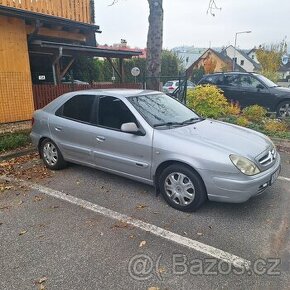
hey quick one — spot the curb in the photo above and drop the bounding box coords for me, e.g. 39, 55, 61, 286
0, 147, 36, 161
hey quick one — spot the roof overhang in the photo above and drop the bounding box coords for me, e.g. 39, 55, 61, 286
0, 5, 101, 33
29, 40, 143, 59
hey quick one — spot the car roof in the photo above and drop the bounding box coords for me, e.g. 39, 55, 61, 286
41, 89, 161, 112
203, 72, 258, 77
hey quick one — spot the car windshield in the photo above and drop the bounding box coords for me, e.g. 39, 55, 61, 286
128, 94, 201, 128
255, 74, 278, 87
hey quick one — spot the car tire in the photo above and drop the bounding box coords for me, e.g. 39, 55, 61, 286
40, 138, 67, 170
276, 101, 290, 118
158, 164, 207, 212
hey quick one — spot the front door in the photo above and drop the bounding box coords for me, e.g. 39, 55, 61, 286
238, 74, 273, 109
92, 96, 153, 181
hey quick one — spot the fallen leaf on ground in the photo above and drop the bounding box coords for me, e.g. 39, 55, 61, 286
19, 230, 27, 236
33, 196, 43, 202
139, 240, 146, 248
158, 267, 166, 274
111, 221, 131, 229
136, 204, 148, 210
148, 287, 160, 290
38, 277, 47, 284
197, 232, 203, 236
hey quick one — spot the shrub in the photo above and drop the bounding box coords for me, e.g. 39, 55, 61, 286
236, 116, 250, 127
264, 119, 288, 133
0, 132, 30, 152
227, 101, 241, 115
242, 105, 267, 123
187, 85, 229, 118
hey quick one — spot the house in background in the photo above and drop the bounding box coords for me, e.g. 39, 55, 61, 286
186, 48, 245, 78
0, 1, 141, 123
247, 48, 260, 64
223, 45, 260, 72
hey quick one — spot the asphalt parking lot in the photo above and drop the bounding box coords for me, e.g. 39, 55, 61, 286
0, 151, 290, 290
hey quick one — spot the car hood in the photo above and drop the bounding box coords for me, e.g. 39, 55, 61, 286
270, 86, 290, 95
166, 119, 271, 158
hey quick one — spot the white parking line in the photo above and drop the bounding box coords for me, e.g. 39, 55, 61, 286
0, 175, 251, 270
278, 176, 290, 182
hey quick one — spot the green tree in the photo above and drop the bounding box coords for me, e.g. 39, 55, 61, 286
256, 41, 287, 82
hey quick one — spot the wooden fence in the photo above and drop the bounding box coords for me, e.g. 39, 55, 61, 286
0, 0, 92, 23
32, 83, 143, 110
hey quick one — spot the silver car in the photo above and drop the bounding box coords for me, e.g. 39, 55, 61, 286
30, 89, 281, 212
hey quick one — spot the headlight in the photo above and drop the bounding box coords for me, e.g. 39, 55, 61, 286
230, 155, 260, 176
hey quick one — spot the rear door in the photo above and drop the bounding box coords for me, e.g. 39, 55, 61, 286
91, 95, 153, 181
49, 94, 97, 165
218, 74, 244, 105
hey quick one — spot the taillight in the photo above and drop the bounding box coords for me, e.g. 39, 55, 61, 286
31, 117, 35, 126
168, 87, 174, 90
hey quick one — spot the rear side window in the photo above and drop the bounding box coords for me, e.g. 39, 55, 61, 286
223, 74, 240, 87
56, 95, 96, 123
199, 75, 223, 85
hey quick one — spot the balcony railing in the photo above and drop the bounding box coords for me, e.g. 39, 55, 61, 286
0, 0, 93, 24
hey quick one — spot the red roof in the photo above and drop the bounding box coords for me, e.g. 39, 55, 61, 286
97, 45, 146, 58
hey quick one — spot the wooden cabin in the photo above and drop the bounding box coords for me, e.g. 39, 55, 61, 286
0, 1, 141, 123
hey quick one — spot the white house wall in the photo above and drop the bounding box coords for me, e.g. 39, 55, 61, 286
225, 46, 255, 72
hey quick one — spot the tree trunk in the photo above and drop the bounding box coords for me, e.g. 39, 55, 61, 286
146, 0, 163, 90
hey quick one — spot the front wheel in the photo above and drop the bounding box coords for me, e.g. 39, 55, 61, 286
40, 138, 67, 170
158, 164, 207, 212
276, 101, 290, 118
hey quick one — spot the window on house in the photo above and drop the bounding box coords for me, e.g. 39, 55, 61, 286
233, 57, 237, 63
240, 60, 245, 66
252, 55, 255, 59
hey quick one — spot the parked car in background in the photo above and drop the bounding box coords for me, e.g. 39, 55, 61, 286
198, 72, 290, 117
163, 80, 195, 95
62, 78, 89, 85
31, 89, 280, 212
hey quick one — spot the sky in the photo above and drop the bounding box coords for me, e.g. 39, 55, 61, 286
94, 0, 289, 50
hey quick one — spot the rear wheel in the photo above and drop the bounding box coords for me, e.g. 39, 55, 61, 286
158, 164, 207, 212
276, 101, 290, 118
40, 138, 66, 170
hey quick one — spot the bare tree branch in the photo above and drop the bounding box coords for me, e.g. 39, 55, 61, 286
108, 0, 119, 6
207, 0, 221, 17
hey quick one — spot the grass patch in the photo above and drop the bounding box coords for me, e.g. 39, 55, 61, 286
0, 130, 31, 152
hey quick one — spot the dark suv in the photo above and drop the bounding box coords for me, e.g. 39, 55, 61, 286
198, 72, 290, 117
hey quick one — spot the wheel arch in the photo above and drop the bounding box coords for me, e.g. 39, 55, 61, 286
153, 160, 207, 197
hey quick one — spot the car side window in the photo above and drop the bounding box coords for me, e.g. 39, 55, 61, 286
98, 96, 137, 130
56, 94, 96, 123
240, 75, 263, 89
223, 75, 240, 87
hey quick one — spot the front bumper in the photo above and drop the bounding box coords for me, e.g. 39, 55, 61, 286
200, 153, 281, 203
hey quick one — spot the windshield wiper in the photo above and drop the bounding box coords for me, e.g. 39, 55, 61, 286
181, 117, 204, 125
153, 122, 182, 128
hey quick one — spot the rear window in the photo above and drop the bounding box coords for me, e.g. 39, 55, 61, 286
164, 81, 173, 87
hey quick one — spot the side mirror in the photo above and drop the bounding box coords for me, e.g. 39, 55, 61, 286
256, 84, 264, 90
121, 122, 140, 134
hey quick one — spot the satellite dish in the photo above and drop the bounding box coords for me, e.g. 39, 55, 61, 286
282, 54, 289, 65
131, 67, 140, 77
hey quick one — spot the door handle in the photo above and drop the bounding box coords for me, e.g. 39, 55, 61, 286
55, 127, 62, 132
96, 136, 106, 142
